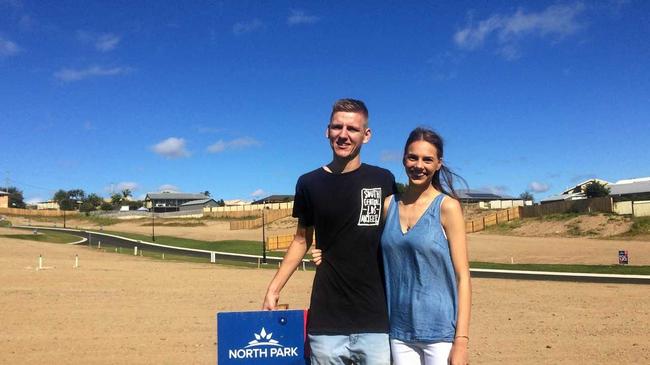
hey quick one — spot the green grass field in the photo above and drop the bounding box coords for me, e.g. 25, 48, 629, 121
2, 230, 80, 244
470, 261, 650, 275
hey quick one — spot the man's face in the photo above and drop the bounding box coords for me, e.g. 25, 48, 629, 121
326, 111, 371, 160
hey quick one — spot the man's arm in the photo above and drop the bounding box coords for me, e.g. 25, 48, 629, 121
262, 224, 314, 310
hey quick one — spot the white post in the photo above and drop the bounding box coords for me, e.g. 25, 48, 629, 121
74, 254, 79, 268
257, 257, 261, 268
211, 252, 216, 263
302, 262, 306, 271
38, 255, 43, 270
97, 241, 101, 249
511, 257, 514, 264
162, 253, 165, 260
134, 246, 138, 256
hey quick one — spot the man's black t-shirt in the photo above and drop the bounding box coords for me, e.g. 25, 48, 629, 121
293, 163, 396, 334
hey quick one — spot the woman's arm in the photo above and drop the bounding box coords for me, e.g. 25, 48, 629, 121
441, 197, 471, 365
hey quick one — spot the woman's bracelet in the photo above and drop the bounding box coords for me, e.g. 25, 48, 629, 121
454, 335, 469, 341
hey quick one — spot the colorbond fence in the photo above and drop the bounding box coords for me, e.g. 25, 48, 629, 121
204, 202, 294, 218
0, 207, 79, 217
229, 208, 293, 230
465, 207, 520, 233
613, 200, 650, 217
520, 196, 613, 218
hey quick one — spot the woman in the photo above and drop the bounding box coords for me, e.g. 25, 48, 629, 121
313, 127, 471, 365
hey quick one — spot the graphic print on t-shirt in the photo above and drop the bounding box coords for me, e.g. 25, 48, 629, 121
358, 188, 382, 226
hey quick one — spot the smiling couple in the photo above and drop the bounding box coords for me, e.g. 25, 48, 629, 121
262, 99, 471, 365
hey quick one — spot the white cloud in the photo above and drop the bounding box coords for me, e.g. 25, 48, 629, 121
95, 33, 120, 52
54, 65, 130, 82
233, 19, 263, 35
207, 137, 261, 153
454, 3, 586, 59
116, 182, 139, 191
0, 36, 19, 57
528, 181, 550, 193
77, 31, 121, 52
380, 150, 402, 162
287, 10, 319, 25
158, 184, 179, 192
151, 137, 190, 158
250, 189, 267, 198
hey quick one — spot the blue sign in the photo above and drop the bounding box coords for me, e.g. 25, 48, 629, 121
217, 310, 308, 364
619, 250, 629, 265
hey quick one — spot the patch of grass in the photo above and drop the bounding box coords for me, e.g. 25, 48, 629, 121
565, 222, 582, 236
98, 230, 291, 258
80, 215, 120, 226
619, 216, 650, 237
539, 213, 581, 221
471, 261, 650, 275
483, 220, 523, 234
140, 221, 206, 227
3, 231, 80, 244
0, 220, 11, 227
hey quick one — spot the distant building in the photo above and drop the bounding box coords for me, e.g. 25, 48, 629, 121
36, 200, 60, 210
179, 198, 219, 211
224, 199, 251, 206
144, 192, 209, 212
0, 191, 8, 208
541, 178, 610, 203
457, 190, 530, 209
541, 177, 650, 203
252, 195, 294, 205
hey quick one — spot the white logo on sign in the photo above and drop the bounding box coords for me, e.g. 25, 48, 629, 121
358, 188, 382, 226
246, 327, 281, 348
228, 327, 299, 359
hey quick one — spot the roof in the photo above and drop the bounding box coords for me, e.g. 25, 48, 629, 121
0, 191, 9, 196
180, 198, 217, 206
609, 180, 650, 195
252, 195, 294, 204
146, 193, 208, 200
561, 178, 610, 195
456, 189, 515, 201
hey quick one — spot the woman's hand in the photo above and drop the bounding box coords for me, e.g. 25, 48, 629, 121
448, 338, 469, 365
311, 248, 322, 266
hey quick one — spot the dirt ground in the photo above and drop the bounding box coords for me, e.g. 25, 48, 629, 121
1, 232, 649, 364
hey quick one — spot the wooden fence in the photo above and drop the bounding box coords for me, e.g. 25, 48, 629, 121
0, 207, 78, 217
520, 196, 612, 218
266, 234, 296, 250
465, 207, 520, 233
229, 209, 293, 230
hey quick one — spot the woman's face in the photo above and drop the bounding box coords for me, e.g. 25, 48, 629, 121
403, 140, 442, 187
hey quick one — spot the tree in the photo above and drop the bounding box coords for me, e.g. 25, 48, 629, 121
584, 181, 610, 198
111, 193, 123, 206
121, 189, 132, 200
53, 189, 68, 204
395, 182, 408, 194
100, 202, 113, 211
203, 190, 211, 197
86, 193, 103, 208
216, 199, 225, 207
519, 191, 534, 203
67, 189, 85, 201
79, 201, 95, 213
1, 186, 26, 208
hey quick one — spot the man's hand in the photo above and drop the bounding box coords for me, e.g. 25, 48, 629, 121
262, 291, 279, 310
311, 248, 322, 266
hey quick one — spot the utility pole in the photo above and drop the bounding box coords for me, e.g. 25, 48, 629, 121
261, 200, 267, 264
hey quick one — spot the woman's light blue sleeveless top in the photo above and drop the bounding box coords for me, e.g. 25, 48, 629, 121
381, 194, 457, 343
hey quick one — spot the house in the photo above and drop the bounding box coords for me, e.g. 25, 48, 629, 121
251, 195, 294, 205
541, 177, 650, 203
609, 177, 650, 201
144, 192, 209, 212
36, 200, 60, 210
457, 190, 530, 209
0, 191, 8, 208
179, 198, 219, 211
224, 199, 251, 206
541, 178, 610, 203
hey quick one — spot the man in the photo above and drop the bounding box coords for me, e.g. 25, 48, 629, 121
263, 99, 396, 364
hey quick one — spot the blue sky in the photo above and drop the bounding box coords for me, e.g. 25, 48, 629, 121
1, 0, 649, 204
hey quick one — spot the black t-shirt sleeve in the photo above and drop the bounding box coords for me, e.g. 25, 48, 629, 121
292, 175, 314, 227
387, 170, 397, 197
